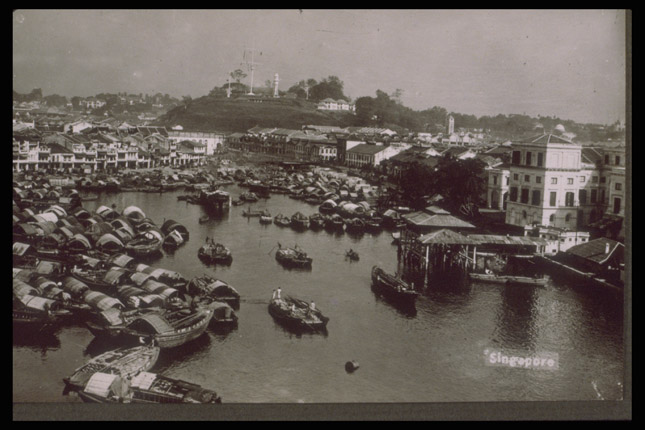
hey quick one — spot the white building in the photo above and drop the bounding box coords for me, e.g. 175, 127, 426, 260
345, 144, 400, 168
168, 130, 226, 156
506, 134, 588, 229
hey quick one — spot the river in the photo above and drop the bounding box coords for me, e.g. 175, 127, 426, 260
12, 185, 626, 403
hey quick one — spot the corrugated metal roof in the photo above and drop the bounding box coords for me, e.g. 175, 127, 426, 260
566, 238, 624, 264
418, 229, 477, 245
403, 212, 475, 229
467, 234, 550, 246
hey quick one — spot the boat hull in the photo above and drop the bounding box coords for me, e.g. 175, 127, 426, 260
469, 273, 547, 286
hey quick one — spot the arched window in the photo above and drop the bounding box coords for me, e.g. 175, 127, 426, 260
565, 213, 571, 222
522, 210, 527, 219
549, 214, 555, 223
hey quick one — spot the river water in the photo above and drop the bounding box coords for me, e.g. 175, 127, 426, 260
12, 185, 626, 403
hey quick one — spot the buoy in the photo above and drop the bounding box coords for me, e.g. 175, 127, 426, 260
345, 360, 359, 373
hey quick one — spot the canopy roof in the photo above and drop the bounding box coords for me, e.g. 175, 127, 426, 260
417, 229, 478, 245
84, 372, 119, 398
123, 206, 146, 220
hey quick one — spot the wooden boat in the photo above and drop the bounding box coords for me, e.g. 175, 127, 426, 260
275, 246, 312, 269
63, 344, 160, 393
198, 242, 233, 265
86, 307, 213, 349
231, 199, 245, 206
273, 213, 291, 227
346, 249, 360, 261
259, 211, 273, 224
268, 295, 329, 333
290, 212, 309, 230
13, 295, 69, 328
370, 266, 419, 305
324, 214, 345, 232
239, 192, 258, 202
345, 218, 365, 234
469, 273, 548, 286
242, 209, 264, 217
125, 230, 164, 258
193, 298, 238, 328
309, 213, 325, 230
365, 216, 383, 233
185, 275, 241, 309
198, 215, 210, 224
162, 230, 185, 250
78, 371, 222, 404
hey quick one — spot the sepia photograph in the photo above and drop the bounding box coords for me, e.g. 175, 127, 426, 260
12, 9, 630, 420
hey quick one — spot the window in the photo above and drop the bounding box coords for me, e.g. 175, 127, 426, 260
600, 177, 606, 184
524, 175, 530, 182
615, 155, 620, 165
493, 175, 498, 185
592, 176, 598, 183
580, 176, 585, 183
536, 176, 542, 184
513, 173, 519, 181
551, 177, 558, 185
549, 214, 555, 222
537, 152, 544, 167
579, 189, 587, 205
526, 151, 532, 165
565, 213, 571, 222
565, 192, 575, 207
512, 151, 521, 165
506, 177, 510, 186
591, 189, 597, 203
521, 188, 529, 204
567, 178, 574, 185
604, 154, 609, 164
510, 187, 518, 202
613, 197, 621, 214
522, 210, 527, 219
531, 190, 541, 205
615, 183, 622, 191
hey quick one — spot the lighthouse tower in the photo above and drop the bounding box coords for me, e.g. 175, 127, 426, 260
273, 73, 280, 98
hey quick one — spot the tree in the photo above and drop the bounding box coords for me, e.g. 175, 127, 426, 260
230, 69, 247, 83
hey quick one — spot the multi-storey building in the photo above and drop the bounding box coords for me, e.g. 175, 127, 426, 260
486, 163, 510, 210
168, 130, 226, 156
506, 134, 588, 229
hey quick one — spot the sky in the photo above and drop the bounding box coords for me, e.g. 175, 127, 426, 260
13, 9, 627, 125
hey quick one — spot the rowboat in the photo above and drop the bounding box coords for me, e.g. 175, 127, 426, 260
242, 209, 264, 217
198, 242, 232, 265
346, 249, 359, 261
125, 230, 164, 259
78, 371, 221, 404
63, 344, 160, 393
275, 246, 312, 269
469, 273, 548, 286
198, 215, 210, 224
273, 213, 291, 227
370, 266, 419, 305
193, 298, 238, 328
268, 295, 328, 333
290, 212, 309, 230
185, 275, 241, 309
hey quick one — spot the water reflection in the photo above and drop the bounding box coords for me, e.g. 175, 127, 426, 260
153, 332, 213, 372
370, 284, 418, 318
13, 325, 62, 350
493, 284, 539, 351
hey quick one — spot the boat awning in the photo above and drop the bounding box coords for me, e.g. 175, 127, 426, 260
109, 253, 135, 268
131, 314, 174, 334
100, 308, 124, 326
13, 279, 39, 298
62, 276, 90, 296
83, 291, 124, 311
131, 272, 154, 286
97, 233, 125, 250
117, 285, 146, 298
68, 234, 92, 250
19, 294, 58, 311
103, 267, 130, 285
45, 205, 67, 218
13, 242, 32, 256
417, 229, 478, 245
131, 371, 157, 390
141, 280, 178, 298
84, 373, 119, 398
123, 206, 146, 220
134, 263, 150, 273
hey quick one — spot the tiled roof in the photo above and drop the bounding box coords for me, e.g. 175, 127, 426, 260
566, 237, 624, 265
581, 147, 603, 164
346, 144, 388, 155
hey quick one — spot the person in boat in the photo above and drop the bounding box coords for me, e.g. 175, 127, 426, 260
485, 268, 493, 275
291, 304, 296, 313
308, 301, 315, 315
272, 289, 277, 300
276, 287, 281, 300
205, 236, 210, 244
277, 242, 281, 249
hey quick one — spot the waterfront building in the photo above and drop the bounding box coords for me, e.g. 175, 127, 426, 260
168, 130, 226, 156
524, 224, 590, 254
560, 237, 625, 286
176, 140, 206, 166
505, 133, 589, 230
402, 206, 476, 235
486, 163, 510, 210
317, 98, 355, 112
345, 143, 400, 169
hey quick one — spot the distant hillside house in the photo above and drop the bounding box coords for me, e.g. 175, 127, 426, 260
317, 98, 355, 112
80, 97, 106, 110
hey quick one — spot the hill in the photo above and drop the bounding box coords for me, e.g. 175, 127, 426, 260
155, 96, 359, 132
